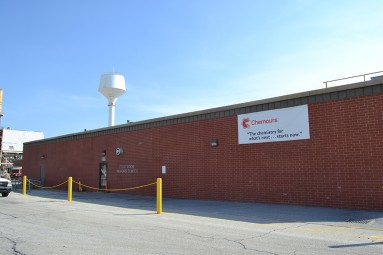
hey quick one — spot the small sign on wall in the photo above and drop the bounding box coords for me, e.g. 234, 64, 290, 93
116, 164, 138, 173
162, 166, 166, 174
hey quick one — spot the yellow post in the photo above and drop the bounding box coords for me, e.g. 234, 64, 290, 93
156, 178, 162, 214
22, 176, 27, 195
68, 177, 73, 202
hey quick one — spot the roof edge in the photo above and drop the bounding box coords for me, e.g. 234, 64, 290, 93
25, 78, 383, 145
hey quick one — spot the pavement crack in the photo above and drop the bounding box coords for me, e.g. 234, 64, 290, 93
0, 212, 18, 219
184, 231, 216, 240
223, 224, 308, 254
224, 237, 279, 255
253, 223, 308, 239
0, 236, 26, 255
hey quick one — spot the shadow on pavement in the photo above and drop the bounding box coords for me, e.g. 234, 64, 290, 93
15, 189, 383, 228
329, 242, 383, 248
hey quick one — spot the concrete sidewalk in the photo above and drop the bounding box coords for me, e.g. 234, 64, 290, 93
18, 189, 383, 230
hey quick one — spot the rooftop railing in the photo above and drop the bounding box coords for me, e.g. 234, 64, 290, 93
323, 71, 383, 88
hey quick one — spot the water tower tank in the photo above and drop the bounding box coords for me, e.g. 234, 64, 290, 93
98, 73, 126, 126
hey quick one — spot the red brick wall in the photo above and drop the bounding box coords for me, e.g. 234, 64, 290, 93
23, 93, 383, 210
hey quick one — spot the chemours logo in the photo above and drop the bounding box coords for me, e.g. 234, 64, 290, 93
242, 118, 251, 129
242, 117, 278, 129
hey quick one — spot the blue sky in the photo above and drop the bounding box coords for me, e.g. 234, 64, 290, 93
1, 0, 382, 138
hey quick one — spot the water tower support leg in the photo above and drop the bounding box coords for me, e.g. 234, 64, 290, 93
108, 103, 115, 127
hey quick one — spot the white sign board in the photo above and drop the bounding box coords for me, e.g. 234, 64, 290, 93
238, 105, 310, 144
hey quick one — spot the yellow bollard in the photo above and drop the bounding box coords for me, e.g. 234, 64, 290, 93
22, 176, 27, 195
68, 177, 72, 202
156, 178, 162, 214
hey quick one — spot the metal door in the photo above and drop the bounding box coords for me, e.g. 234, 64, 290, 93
99, 163, 108, 189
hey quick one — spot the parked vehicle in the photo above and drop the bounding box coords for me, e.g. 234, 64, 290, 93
0, 177, 12, 197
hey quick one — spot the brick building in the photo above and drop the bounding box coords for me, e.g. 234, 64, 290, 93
23, 79, 383, 210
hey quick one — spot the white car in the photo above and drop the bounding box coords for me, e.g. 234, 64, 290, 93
0, 177, 12, 197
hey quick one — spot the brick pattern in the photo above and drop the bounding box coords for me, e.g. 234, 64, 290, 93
23, 93, 383, 210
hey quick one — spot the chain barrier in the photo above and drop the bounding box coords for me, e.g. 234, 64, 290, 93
72, 180, 157, 192
23, 176, 163, 214
28, 179, 68, 189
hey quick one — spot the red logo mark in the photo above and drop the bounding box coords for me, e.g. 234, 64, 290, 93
242, 118, 250, 129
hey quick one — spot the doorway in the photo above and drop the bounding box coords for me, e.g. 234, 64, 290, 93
39, 164, 45, 185
99, 162, 108, 189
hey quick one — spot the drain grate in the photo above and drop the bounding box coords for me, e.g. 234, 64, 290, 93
346, 219, 372, 224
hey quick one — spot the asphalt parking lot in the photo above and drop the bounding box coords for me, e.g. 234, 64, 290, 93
1, 190, 382, 255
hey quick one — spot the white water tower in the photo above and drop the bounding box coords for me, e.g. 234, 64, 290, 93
98, 73, 126, 127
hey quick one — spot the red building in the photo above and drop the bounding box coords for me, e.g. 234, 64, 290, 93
23, 79, 383, 210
